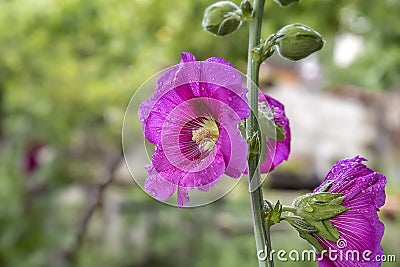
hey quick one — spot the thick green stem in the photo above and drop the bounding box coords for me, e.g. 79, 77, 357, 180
246, 0, 273, 267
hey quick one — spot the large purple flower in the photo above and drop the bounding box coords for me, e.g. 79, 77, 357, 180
258, 93, 290, 173
139, 52, 250, 207
313, 156, 386, 267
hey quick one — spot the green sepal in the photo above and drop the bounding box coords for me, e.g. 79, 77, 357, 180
322, 219, 340, 241
284, 215, 324, 252
316, 180, 335, 193
238, 119, 247, 140
292, 192, 349, 242
239, 0, 253, 21
298, 231, 324, 253
264, 200, 283, 226
284, 215, 317, 233
294, 193, 349, 221
248, 131, 260, 156
311, 220, 339, 241
308, 197, 348, 220
251, 34, 278, 62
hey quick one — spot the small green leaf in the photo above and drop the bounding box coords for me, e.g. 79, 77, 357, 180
309, 220, 338, 242
322, 219, 340, 241
270, 200, 283, 225
238, 119, 247, 140
251, 34, 278, 62
239, 0, 253, 21
284, 215, 324, 252
316, 180, 335, 193
310, 201, 349, 220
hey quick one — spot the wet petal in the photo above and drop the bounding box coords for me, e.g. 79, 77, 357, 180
143, 85, 195, 144
314, 156, 387, 209
218, 124, 248, 178
151, 146, 185, 185
180, 52, 197, 62
179, 151, 225, 189
201, 83, 249, 119
177, 186, 190, 208
258, 93, 291, 173
144, 165, 176, 201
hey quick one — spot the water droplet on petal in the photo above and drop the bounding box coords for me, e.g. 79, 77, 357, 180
148, 189, 156, 196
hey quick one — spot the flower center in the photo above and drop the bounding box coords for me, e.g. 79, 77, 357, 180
192, 119, 219, 152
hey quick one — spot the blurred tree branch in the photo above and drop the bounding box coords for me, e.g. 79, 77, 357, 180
64, 151, 123, 264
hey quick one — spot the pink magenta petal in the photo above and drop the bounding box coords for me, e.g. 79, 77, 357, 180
143, 85, 195, 144
179, 151, 225, 189
218, 123, 248, 178
151, 146, 185, 185
201, 83, 249, 119
180, 52, 197, 63
144, 165, 176, 201
258, 93, 291, 173
177, 186, 190, 208
316, 257, 336, 267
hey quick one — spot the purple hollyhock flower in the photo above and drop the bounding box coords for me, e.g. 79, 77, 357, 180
313, 156, 386, 267
139, 52, 250, 207
258, 93, 290, 173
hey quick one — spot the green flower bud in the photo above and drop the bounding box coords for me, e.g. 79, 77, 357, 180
202, 1, 242, 36
276, 23, 324, 61
274, 0, 300, 7
264, 200, 283, 226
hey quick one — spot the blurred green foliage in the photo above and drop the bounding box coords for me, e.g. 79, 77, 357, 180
0, 0, 399, 267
